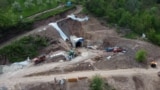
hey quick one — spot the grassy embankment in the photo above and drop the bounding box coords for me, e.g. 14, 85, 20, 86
0, 0, 75, 63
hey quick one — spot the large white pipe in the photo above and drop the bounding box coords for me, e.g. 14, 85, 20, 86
67, 14, 89, 22
49, 23, 68, 41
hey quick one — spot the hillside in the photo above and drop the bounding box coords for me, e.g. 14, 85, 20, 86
0, 1, 160, 90
85, 0, 160, 45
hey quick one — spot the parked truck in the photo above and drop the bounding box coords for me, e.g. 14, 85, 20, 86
32, 55, 46, 64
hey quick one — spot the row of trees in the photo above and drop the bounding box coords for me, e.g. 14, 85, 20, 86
84, 0, 160, 45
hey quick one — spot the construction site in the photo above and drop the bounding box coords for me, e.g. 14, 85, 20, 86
1, 5, 160, 90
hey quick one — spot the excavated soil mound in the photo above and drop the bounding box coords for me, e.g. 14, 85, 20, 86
35, 26, 60, 40
34, 26, 65, 54
65, 62, 94, 72
58, 18, 84, 38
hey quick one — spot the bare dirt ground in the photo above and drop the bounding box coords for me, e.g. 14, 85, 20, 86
0, 68, 160, 90
1, 5, 160, 90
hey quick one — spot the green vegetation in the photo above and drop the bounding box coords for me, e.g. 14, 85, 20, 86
0, 35, 49, 62
34, 6, 75, 21
0, 0, 70, 27
124, 32, 138, 39
135, 49, 147, 63
0, 0, 76, 63
0, 21, 33, 42
0, 0, 75, 44
0, 0, 61, 22
90, 75, 115, 90
84, 0, 160, 46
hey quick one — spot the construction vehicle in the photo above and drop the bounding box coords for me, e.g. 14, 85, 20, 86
32, 55, 46, 64
113, 47, 123, 53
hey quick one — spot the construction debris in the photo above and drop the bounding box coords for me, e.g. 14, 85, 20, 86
105, 47, 114, 52
105, 47, 126, 53
107, 56, 112, 60
68, 78, 78, 82
48, 51, 67, 62
68, 49, 76, 60
92, 56, 102, 61
87, 45, 98, 50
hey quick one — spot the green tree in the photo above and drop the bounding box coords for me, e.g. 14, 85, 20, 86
90, 75, 104, 90
157, 0, 160, 3
125, 0, 141, 13
118, 11, 132, 27
0, 14, 11, 27
12, 1, 22, 12
85, 0, 105, 17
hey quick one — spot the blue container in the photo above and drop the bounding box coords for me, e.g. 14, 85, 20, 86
67, 1, 72, 6
105, 47, 113, 52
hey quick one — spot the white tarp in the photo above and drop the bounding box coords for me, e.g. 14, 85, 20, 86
12, 57, 30, 66
67, 14, 89, 22
49, 23, 68, 41
50, 52, 65, 58
12, 60, 30, 66
2, 57, 31, 73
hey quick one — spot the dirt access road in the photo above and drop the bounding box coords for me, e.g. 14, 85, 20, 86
0, 48, 99, 79
0, 68, 159, 90
0, 48, 160, 90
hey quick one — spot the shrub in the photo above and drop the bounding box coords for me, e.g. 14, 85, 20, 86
90, 75, 115, 90
90, 75, 104, 90
135, 49, 147, 63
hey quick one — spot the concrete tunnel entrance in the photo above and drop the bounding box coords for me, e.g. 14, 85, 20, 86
70, 36, 84, 48
75, 40, 83, 48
